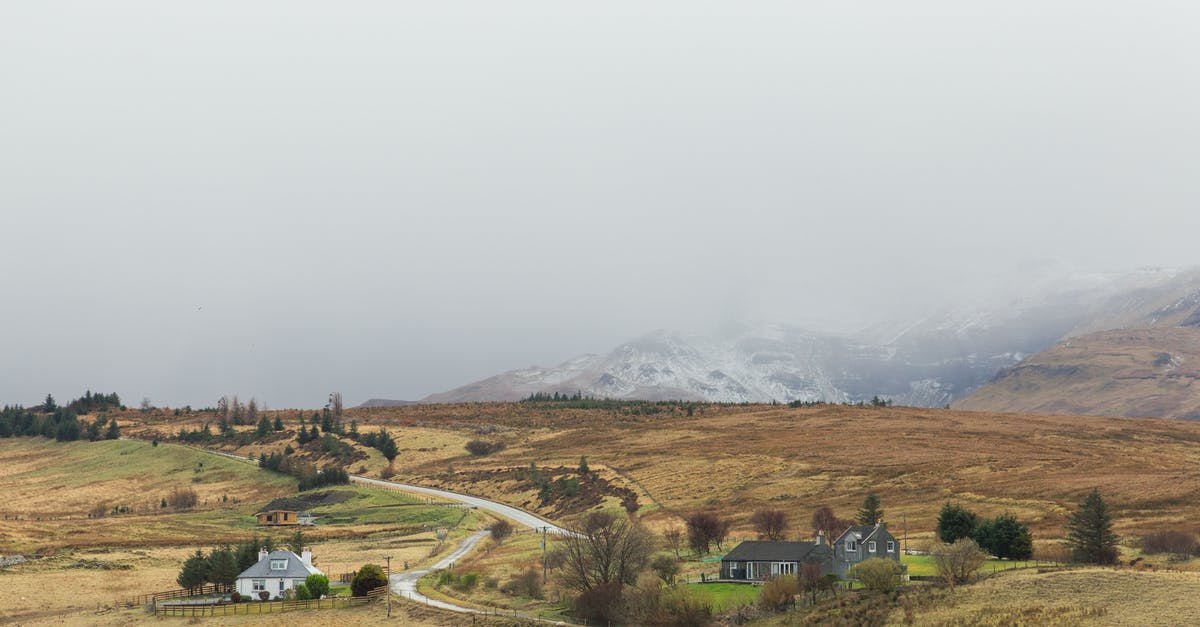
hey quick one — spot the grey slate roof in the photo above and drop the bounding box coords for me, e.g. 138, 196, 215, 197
236, 550, 322, 580
721, 541, 821, 562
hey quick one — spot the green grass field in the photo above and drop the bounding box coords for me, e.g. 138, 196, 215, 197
308, 486, 474, 527
902, 553, 1039, 577
685, 582, 759, 612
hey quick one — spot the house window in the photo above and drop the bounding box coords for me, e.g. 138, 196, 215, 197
279, 580, 286, 592
252, 580, 265, 592
868, 541, 876, 552
887, 541, 895, 553
846, 540, 857, 551
270, 559, 288, 570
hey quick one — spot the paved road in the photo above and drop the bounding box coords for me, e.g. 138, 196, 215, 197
176, 443, 569, 536
352, 476, 570, 535
389, 529, 488, 611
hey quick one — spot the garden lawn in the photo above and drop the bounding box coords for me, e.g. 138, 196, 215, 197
685, 582, 759, 612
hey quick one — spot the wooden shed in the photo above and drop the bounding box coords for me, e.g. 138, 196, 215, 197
255, 509, 299, 526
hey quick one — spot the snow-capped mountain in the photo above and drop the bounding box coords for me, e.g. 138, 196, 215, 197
418, 267, 1200, 407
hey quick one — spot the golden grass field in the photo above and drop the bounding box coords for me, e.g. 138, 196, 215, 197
9, 401, 1200, 625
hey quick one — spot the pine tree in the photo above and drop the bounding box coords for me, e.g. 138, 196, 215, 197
937, 503, 978, 543
1065, 488, 1120, 564
206, 546, 239, 591
105, 417, 120, 440
177, 550, 211, 592
578, 455, 589, 475
273, 416, 284, 431
856, 492, 884, 525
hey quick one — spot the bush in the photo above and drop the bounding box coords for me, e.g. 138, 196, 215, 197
1141, 530, 1200, 558
258, 591, 270, 601
931, 538, 987, 589
294, 584, 311, 600
351, 564, 388, 596
458, 573, 479, 591
230, 592, 241, 603
464, 440, 505, 456
500, 568, 543, 599
973, 513, 1033, 559
650, 554, 680, 585
491, 519, 513, 542
574, 581, 624, 623
759, 574, 799, 611
305, 574, 330, 599
849, 558, 904, 593
168, 487, 199, 510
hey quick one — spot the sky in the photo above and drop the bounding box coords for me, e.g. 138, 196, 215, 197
2, 1, 1199, 408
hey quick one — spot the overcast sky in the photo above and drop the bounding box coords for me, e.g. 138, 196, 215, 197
2, 1, 1198, 408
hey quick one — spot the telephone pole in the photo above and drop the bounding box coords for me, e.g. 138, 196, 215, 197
541, 526, 548, 584
384, 555, 392, 618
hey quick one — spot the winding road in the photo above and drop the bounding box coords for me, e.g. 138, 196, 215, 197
180, 442, 573, 619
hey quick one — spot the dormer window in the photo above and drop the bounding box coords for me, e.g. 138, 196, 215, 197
270, 559, 288, 570
846, 539, 857, 551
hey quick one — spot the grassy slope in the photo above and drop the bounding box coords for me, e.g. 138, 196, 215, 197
957, 327, 1200, 419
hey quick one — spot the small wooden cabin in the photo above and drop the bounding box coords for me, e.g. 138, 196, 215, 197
255, 509, 299, 526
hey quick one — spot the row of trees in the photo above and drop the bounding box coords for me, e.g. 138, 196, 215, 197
937, 504, 1033, 559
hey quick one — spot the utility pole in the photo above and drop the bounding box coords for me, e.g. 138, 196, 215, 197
903, 514, 908, 554
384, 555, 392, 618
542, 526, 548, 584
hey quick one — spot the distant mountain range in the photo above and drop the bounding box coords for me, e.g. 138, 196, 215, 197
357, 398, 419, 408
415, 268, 1200, 417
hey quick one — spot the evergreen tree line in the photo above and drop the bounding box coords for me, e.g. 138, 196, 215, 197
256, 448, 350, 491
65, 390, 123, 414
937, 503, 1034, 559
176, 537, 284, 592
0, 405, 113, 441
354, 426, 398, 461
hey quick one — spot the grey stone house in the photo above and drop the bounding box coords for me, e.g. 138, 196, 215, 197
719, 539, 834, 580
831, 522, 904, 578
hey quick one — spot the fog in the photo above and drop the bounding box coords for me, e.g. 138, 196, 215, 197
2, 1, 1198, 408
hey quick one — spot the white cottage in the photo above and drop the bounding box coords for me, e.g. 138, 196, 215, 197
235, 548, 323, 600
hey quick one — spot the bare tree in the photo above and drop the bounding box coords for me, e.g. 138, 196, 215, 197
230, 395, 243, 425
216, 396, 229, 420
685, 511, 730, 555
811, 505, 851, 543
140, 397, 153, 412
558, 511, 653, 594
328, 392, 344, 418
750, 508, 789, 541
663, 525, 683, 560
931, 538, 987, 590
246, 397, 258, 425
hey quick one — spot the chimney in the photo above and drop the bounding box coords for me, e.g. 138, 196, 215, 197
301, 548, 312, 565
815, 530, 825, 546
877, 522, 887, 531
258, 548, 269, 562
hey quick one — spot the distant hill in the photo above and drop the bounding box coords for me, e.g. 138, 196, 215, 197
956, 268, 1200, 419
357, 398, 419, 408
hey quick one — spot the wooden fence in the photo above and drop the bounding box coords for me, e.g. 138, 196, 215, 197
154, 586, 388, 617
126, 583, 229, 607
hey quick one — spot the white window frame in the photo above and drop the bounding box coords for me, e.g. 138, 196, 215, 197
270, 559, 288, 570
868, 541, 876, 552
252, 579, 265, 592
846, 540, 857, 551
887, 540, 895, 553
279, 579, 286, 592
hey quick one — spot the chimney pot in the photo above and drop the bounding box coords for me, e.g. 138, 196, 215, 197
259, 548, 269, 561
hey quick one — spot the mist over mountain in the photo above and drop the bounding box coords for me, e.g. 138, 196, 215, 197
420, 268, 1200, 407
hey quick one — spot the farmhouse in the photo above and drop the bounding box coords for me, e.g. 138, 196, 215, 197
832, 522, 904, 578
255, 509, 298, 526
720, 538, 834, 580
235, 548, 323, 600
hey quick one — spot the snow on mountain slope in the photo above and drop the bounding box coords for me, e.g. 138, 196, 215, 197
418, 268, 1200, 407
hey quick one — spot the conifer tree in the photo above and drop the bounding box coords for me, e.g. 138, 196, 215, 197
1065, 488, 1120, 564
856, 492, 884, 525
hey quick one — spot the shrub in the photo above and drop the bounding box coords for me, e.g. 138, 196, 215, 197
351, 564, 388, 596
464, 440, 505, 456
305, 574, 330, 599
849, 558, 904, 593
650, 554, 680, 585
294, 584, 311, 600
573, 581, 624, 623
931, 538, 987, 589
230, 592, 241, 603
500, 568, 543, 599
457, 573, 479, 591
491, 519, 513, 542
1141, 530, 1200, 558
258, 591, 270, 601
484, 576, 499, 589
168, 487, 199, 510
759, 574, 799, 611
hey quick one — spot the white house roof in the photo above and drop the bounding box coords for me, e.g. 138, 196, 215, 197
236, 550, 322, 580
